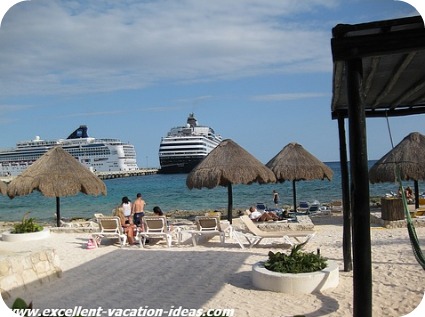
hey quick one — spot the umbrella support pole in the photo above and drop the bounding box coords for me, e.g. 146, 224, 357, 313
56, 197, 61, 228
227, 184, 233, 224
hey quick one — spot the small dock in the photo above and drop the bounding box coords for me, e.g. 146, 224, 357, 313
0, 168, 158, 183
95, 168, 158, 180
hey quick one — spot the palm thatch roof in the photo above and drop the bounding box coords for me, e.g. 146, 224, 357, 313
187, 139, 276, 189
266, 142, 333, 182
369, 132, 425, 183
266, 142, 333, 210
369, 132, 425, 209
7, 146, 107, 226
8, 147, 106, 198
0, 181, 7, 195
187, 139, 276, 222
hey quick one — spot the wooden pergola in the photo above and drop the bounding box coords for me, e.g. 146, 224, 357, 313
330, 15, 425, 317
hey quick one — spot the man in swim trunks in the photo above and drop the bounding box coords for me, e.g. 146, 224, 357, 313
132, 193, 146, 227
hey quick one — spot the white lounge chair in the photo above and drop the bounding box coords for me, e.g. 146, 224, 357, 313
92, 216, 127, 248
60, 219, 97, 228
234, 215, 315, 249
138, 216, 173, 248
203, 212, 233, 237
308, 200, 321, 213
297, 201, 310, 212
330, 200, 343, 213
190, 216, 232, 246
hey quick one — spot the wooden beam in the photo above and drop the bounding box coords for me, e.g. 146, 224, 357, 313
332, 104, 425, 119
337, 114, 352, 272
332, 30, 425, 61
346, 58, 372, 317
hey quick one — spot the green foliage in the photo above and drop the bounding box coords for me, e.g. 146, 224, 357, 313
264, 243, 327, 274
12, 297, 32, 310
12, 212, 43, 234
11, 298, 85, 317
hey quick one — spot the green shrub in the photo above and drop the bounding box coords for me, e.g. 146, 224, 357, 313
12, 212, 43, 234
12, 298, 86, 316
264, 243, 327, 274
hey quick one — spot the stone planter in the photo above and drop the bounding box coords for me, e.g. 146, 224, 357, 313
1, 228, 50, 242
252, 260, 339, 294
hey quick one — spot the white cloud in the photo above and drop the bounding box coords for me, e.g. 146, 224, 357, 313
0, 0, 336, 96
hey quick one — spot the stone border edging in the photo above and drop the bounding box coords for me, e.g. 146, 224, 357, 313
0, 249, 62, 300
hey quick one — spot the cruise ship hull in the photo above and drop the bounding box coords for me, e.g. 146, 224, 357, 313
159, 156, 204, 174
0, 126, 139, 176
158, 113, 222, 174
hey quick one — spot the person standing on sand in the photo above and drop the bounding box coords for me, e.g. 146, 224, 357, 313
121, 196, 132, 219
273, 190, 279, 207
132, 193, 146, 227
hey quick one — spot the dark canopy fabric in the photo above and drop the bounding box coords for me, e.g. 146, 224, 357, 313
186, 139, 276, 223
266, 142, 333, 210
369, 132, 425, 208
7, 146, 107, 226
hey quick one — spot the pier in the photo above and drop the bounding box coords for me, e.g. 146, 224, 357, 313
95, 168, 158, 180
0, 168, 158, 183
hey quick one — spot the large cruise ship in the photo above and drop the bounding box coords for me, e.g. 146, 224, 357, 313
159, 113, 223, 173
0, 125, 139, 176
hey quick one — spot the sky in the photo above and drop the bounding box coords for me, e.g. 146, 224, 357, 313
0, 0, 423, 169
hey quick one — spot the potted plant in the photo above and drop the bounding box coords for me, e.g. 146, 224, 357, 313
252, 243, 339, 294
264, 243, 327, 273
12, 212, 44, 234
2, 212, 50, 242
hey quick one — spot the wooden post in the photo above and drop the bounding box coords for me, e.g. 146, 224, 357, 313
381, 198, 404, 221
414, 180, 419, 210
338, 114, 352, 272
346, 58, 372, 317
227, 183, 233, 224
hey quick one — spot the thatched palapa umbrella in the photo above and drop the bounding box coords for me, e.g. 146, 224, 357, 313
0, 181, 7, 196
369, 132, 425, 209
186, 139, 276, 223
7, 146, 107, 227
266, 142, 333, 211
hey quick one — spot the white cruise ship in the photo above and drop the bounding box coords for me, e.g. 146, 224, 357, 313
0, 125, 139, 176
159, 113, 223, 173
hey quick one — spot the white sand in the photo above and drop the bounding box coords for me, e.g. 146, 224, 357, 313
1, 214, 424, 317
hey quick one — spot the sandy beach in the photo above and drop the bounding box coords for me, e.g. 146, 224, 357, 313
0, 213, 424, 317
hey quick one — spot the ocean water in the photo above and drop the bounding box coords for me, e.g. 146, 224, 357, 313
0, 161, 423, 222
